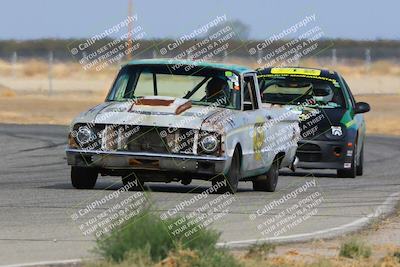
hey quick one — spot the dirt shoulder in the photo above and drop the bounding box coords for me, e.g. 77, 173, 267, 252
0, 91, 399, 137
231, 202, 400, 266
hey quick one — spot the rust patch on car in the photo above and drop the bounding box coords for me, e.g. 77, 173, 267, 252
135, 99, 174, 106
175, 101, 192, 115
128, 158, 160, 169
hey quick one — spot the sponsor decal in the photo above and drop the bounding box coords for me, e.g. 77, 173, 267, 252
253, 122, 265, 160
271, 67, 321, 76
331, 126, 343, 136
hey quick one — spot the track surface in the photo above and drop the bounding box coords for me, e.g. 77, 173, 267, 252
0, 124, 399, 265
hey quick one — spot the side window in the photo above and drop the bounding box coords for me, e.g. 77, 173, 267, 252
243, 76, 259, 110
342, 78, 356, 108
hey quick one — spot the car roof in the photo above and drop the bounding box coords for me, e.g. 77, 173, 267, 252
257, 66, 339, 79
124, 58, 254, 75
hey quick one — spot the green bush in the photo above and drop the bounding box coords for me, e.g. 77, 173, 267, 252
245, 243, 276, 260
339, 238, 371, 259
85, 247, 153, 267
393, 251, 400, 262
87, 247, 241, 267
95, 210, 220, 262
165, 248, 242, 267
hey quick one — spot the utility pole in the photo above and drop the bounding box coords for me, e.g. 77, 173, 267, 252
127, 0, 133, 60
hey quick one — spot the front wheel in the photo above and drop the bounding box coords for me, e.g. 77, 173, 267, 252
337, 144, 357, 178
71, 166, 98, 189
253, 159, 279, 192
213, 149, 240, 194
356, 144, 364, 176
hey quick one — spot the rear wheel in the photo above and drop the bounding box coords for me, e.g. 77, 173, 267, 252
71, 166, 98, 189
253, 159, 279, 192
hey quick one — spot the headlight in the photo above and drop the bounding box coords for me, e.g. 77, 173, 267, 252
199, 134, 218, 153
76, 126, 94, 144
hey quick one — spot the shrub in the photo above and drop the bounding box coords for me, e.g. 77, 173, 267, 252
393, 251, 400, 262
95, 210, 220, 263
245, 243, 276, 260
161, 248, 242, 267
339, 238, 371, 259
85, 247, 153, 267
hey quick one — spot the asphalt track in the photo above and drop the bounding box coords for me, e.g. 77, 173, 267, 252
0, 124, 399, 265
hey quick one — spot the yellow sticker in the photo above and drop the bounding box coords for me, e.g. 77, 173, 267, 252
271, 68, 321, 76
253, 122, 265, 161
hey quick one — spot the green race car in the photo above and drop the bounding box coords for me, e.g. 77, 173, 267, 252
257, 67, 370, 178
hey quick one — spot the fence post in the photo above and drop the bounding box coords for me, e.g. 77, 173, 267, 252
11, 51, 17, 78
48, 51, 53, 96
331, 49, 337, 65
223, 50, 228, 62
365, 48, 371, 71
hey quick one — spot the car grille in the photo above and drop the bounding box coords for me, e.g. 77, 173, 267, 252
296, 142, 322, 162
73, 124, 196, 155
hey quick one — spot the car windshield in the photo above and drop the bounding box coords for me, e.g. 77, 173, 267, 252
258, 75, 346, 108
106, 64, 241, 109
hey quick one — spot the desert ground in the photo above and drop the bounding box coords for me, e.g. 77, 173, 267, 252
0, 60, 399, 266
0, 59, 398, 135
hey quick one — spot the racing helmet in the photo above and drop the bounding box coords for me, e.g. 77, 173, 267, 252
313, 85, 334, 103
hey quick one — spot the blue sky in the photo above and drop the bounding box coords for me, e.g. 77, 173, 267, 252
0, 0, 399, 40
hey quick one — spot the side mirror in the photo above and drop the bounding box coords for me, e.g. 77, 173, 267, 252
354, 102, 370, 114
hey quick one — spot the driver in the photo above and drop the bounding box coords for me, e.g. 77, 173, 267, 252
204, 77, 228, 103
313, 85, 334, 104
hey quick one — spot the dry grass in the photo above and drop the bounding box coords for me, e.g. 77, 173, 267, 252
0, 93, 397, 137
0, 83, 16, 97
0, 59, 398, 136
0, 59, 118, 79
1, 58, 400, 79
357, 94, 400, 136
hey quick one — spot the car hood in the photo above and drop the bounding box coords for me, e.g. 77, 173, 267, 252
298, 106, 347, 139
72, 97, 231, 131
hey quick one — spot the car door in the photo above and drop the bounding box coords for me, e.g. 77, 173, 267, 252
241, 73, 268, 174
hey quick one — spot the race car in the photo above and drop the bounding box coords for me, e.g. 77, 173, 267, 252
66, 59, 300, 192
257, 67, 370, 178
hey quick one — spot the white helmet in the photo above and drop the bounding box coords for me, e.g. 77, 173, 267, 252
313, 85, 333, 103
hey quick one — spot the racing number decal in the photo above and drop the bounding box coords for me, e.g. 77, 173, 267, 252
253, 123, 265, 160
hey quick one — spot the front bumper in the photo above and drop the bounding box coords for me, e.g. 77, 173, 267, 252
296, 139, 354, 170
66, 148, 227, 175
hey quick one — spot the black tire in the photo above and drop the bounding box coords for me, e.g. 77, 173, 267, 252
337, 143, 357, 178
214, 149, 240, 194
122, 175, 144, 191
71, 166, 98, 189
252, 159, 279, 192
356, 144, 364, 176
